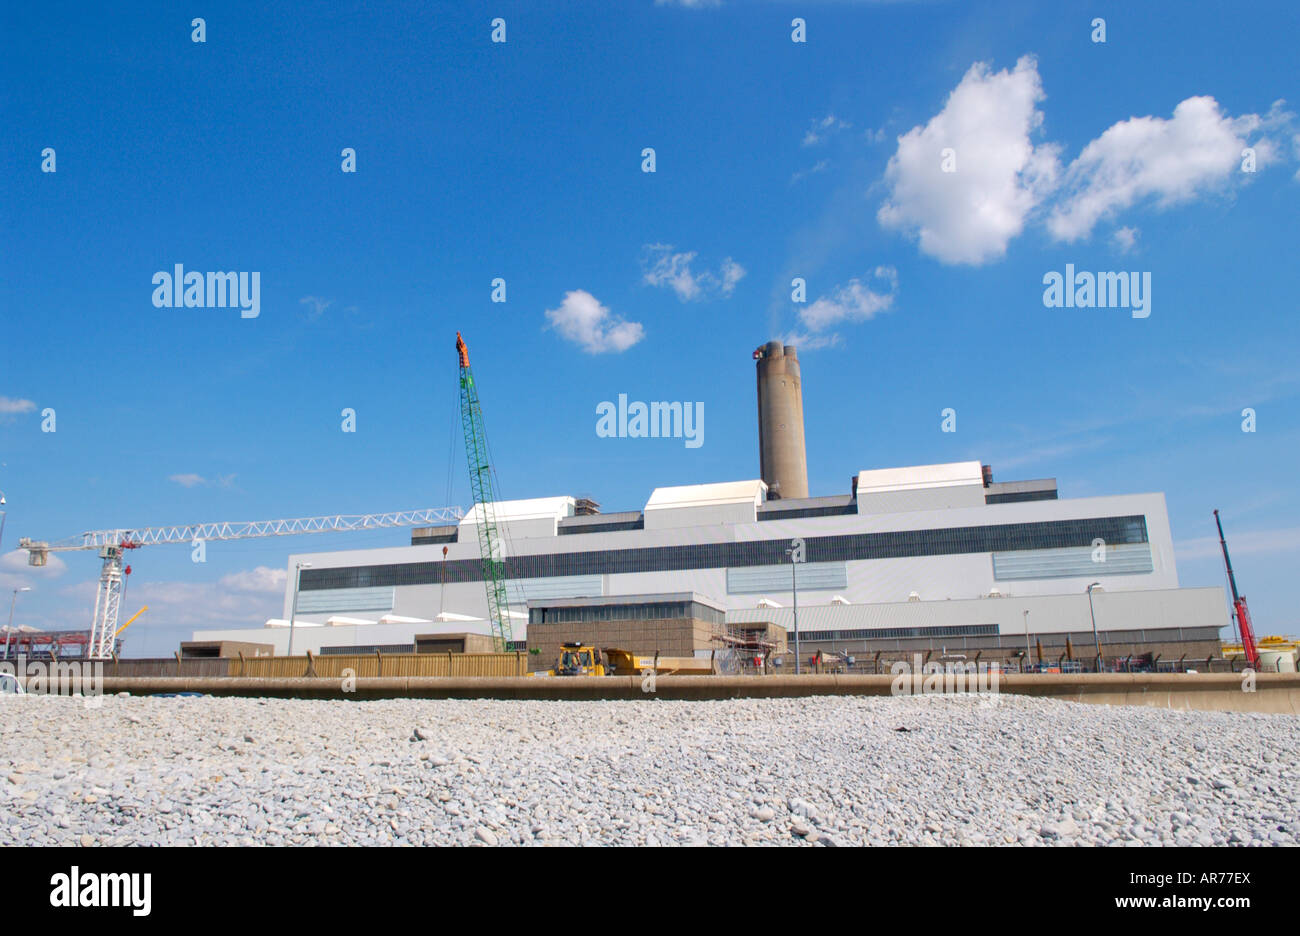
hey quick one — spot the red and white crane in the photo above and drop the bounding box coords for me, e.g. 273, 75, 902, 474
17, 507, 464, 658
1214, 509, 1261, 671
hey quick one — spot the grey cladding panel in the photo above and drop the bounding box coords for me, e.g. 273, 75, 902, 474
727, 562, 848, 594
295, 587, 395, 614
992, 543, 1153, 580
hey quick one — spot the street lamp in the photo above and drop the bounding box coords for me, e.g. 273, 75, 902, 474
1023, 610, 1032, 669
785, 539, 804, 675
5, 586, 31, 660
0, 491, 8, 554
287, 562, 312, 656
1086, 582, 1103, 673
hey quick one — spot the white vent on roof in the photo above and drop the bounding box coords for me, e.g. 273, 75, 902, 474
908, 591, 920, 602
756, 597, 782, 609
831, 595, 851, 605
326, 616, 376, 627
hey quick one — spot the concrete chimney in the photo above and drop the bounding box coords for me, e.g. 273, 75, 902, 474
754, 341, 809, 500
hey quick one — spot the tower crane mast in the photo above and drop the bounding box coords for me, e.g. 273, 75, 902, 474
18, 507, 465, 659
456, 332, 513, 651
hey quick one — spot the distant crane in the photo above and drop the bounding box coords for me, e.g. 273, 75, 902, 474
1214, 509, 1261, 670
456, 331, 513, 651
18, 507, 465, 659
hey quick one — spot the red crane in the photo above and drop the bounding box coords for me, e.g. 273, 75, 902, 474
1214, 509, 1260, 670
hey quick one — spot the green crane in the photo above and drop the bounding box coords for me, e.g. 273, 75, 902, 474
456, 331, 513, 650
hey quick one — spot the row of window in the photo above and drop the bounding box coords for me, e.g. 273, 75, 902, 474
301, 515, 1148, 592
558, 519, 645, 536
984, 491, 1058, 504
794, 624, 1000, 641
318, 644, 415, 655
529, 600, 726, 625
757, 503, 858, 521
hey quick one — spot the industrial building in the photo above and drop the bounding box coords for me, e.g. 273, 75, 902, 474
193, 343, 1227, 670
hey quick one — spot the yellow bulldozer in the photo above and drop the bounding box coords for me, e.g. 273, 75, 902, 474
547, 642, 607, 676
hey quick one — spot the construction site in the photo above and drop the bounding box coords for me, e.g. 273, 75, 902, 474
3, 334, 1297, 716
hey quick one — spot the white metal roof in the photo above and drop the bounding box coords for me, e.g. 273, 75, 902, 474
856, 461, 984, 494
460, 496, 575, 526
645, 479, 767, 512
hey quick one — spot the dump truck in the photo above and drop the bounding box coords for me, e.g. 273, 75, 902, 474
602, 647, 719, 676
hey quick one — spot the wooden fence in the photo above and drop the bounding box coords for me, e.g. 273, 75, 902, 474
229, 651, 528, 679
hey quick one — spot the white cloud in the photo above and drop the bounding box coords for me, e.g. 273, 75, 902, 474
31, 564, 290, 654
168, 473, 236, 489
641, 245, 746, 300
545, 290, 645, 354
0, 397, 37, 418
1176, 526, 1300, 562
800, 267, 898, 333
802, 114, 852, 147
219, 566, 288, 593
877, 55, 1061, 265
0, 549, 68, 591
299, 296, 333, 318
1048, 96, 1271, 242
877, 60, 1295, 260
1111, 226, 1139, 252
120, 571, 287, 649
791, 159, 830, 183
719, 258, 746, 294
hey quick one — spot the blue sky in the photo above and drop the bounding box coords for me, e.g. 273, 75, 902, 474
2, 0, 1298, 656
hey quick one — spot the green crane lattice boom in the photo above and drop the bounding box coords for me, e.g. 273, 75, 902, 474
456, 332, 513, 650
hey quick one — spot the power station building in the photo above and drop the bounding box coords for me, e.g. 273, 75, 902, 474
193, 344, 1227, 668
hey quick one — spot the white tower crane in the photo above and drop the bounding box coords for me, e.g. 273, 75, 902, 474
18, 507, 464, 658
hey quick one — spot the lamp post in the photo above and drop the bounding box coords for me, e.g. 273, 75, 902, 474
786, 538, 805, 675
1086, 582, 1103, 673
287, 562, 312, 656
5, 586, 31, 660
1023, 609, 1031, 669
0, 491, 7, 555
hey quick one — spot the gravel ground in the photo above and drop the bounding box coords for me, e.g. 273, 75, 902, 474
1, 693, 1295, 846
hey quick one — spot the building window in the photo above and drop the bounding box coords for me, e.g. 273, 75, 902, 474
301, 515, 1149, 591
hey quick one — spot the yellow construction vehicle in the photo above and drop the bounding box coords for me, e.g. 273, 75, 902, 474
602, 648, 719, 676
547, 642, 606, 676
542, 643, 720, 676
